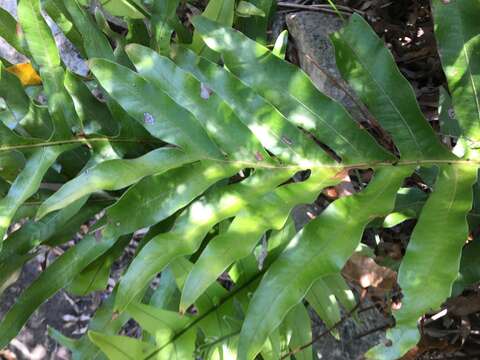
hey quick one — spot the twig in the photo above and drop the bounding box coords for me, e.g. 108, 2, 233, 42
358, 304, 377, 313
354, 322, 392, 340
276, 2, 364, 16
280, 289, 367, 359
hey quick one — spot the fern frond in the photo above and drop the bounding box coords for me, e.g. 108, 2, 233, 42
432, 0, 480, 142
0, 2, 478, 359
369, 165, 477, 357
236, 167, 411, 359
190, 16, 393, 163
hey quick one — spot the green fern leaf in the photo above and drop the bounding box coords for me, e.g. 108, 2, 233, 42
127, 302, 196, 358
172, 46, 333, 166
190, 0, 235, 62
0, 147, 66, 244
0, 64, 30, 125
63, 70, 118, 136
150, 0, 180, 54
190, 16, 392, 164
432, 0, 480, 142
237, 166, 411, 360
105, 161, 240, 237
18, 0, 60, 68
68, 234, 132, 295
62, 0, 115, 60
1, 3, 479, 358
0, 7, 25, 55
330, 14, 452, 160
125, 44, 272, 162
179, 169, 341, 310
281, 303, 313, 360
89, 59, 222, 158
36, 147, 194, 219
115, 168, 294, 312
369, 165, 477, 358
306, 278, 342, 336
89, 331, 156, 360
43, 0, 87, 57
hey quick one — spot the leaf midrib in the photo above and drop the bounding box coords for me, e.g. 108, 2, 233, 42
1, 137, 479, 171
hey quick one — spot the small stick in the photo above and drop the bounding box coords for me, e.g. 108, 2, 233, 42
280, 289, 367, 359
276, 2, 364, 16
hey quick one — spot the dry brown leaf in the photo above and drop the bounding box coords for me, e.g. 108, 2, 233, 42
342, 253, 397, 291
323, 174, 355, 200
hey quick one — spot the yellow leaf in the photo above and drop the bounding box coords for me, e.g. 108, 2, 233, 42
6, 62, 42, 86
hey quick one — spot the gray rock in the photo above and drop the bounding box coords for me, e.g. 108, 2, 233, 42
44, 13, 89, 76
286, 12, 367, 122
0, 37, 28, 64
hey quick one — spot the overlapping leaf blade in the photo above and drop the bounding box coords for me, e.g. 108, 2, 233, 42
115, 167, 294, 312
331, 14, 452, 160
0, 147, 65, 243
150, 0, 181, 53
237, 166, 411, 359
36, 147, 194, 219
369, 165, 477, 358
0, 6, 24, 55
172, 46, 333, 166
180, 168, 341, 310
18, 0, 60, 68
191, 16, 393, 164
432, 0, 480, 143
0, 64, 30, 126
190, 0, 235, 61
89, 59, 222, 158
0, 233, 120, 348
62, 0, 115, 60
281, 303, 312, 360
125, 44, 272, 162
89, 331, 156, 360
105, 160, 240, 237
